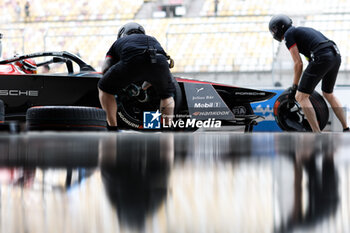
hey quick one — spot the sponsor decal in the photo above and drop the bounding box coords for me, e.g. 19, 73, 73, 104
232, 106, 247, 115
235, 92, 266, 96
194, 102, 221, 108
118, 111, 141, 128
192, 95, 215, 101
254, 104, 276, 121
196, 87, 204, 93
184, 82, 235, 121
0, 90, 39, 97
143, 110, 161, 129
250, 89, 284, 132
192, 110, 231, 117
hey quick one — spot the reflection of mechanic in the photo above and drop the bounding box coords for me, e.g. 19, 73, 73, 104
275, 135, 339, 232
98, 22, 175, 129
15, 58, 37, 74
100, 134, 173, 230
285, 152, 338, 231
269, 15, 349, 132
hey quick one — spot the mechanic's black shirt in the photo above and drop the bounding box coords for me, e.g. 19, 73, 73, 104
284, 26, 329, 59
106, 34, 167, 64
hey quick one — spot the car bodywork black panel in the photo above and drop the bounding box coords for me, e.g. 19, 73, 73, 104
0, 74, 101, 119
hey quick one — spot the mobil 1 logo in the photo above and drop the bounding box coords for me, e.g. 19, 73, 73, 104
183, 82, 235, 121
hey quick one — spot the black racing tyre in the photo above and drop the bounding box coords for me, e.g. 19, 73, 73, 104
117, 77, 183, 130
273, 88, 329, 131
0, 99, 4, 123
26, 106, 107, 131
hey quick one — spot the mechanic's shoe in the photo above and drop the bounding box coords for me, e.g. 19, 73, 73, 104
107, 125, 122, 132
343, 127, 349, 132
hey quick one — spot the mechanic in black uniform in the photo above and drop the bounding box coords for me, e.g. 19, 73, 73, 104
269, 14, 349, 132
98, 22, 175, 129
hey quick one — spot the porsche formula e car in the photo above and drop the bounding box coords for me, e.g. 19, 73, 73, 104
0, 51, 276, 131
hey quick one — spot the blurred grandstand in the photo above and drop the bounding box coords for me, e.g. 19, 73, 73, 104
1, 0, 350, 88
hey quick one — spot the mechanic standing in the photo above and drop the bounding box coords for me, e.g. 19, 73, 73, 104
98, 22, 175, 129
269, 14, 349, 132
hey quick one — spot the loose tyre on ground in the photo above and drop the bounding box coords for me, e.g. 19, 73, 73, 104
273, 88, 329, 131
26, 106, 107, 131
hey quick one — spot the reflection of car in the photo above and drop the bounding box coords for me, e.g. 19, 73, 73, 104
0, 51, 276, 131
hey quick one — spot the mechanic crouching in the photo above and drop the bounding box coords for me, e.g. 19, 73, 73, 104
98, 22, 175, 130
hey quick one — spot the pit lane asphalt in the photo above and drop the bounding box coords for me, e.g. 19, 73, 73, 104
0, 131, 348, 233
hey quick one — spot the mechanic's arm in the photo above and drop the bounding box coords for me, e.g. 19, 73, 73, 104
289, 45, 303, 86
101, 57, 113, 74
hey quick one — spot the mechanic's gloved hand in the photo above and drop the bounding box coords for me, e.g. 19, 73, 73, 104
287, 84, 298, 109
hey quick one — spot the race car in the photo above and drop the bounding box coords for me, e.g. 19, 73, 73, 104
0, 51, 276, 132
0, 52, 100, 118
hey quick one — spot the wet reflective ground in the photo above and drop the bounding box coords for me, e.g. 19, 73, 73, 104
0, 131, 349, 233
